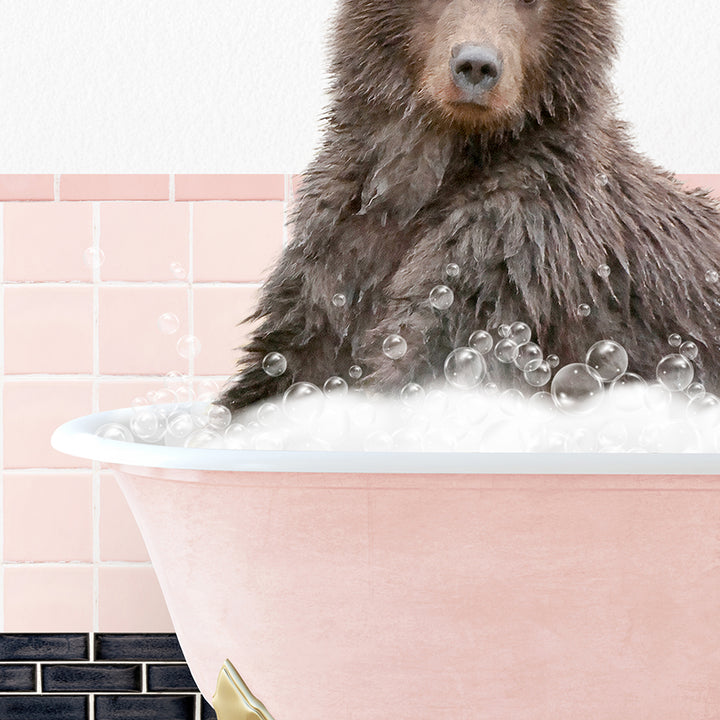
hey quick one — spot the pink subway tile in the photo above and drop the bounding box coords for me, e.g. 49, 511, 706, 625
98, 286, 189, 375
4, 286, 93, 374
4, 566, 93, 631
0, 175, 54, 201
678, 174, 720, 200
4, 202, 93, 281
4, 472, 93, 562
3, 380, 93, 469
60, 174, 169, 201
98, 567, 173, 632
99, 202, 189, 281
99, 472, 150, 562
193, 202, 284, 282
175, 174, 285, 201
192, 286, 259, 376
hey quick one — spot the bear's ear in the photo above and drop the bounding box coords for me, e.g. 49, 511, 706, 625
359, 118, 454, 226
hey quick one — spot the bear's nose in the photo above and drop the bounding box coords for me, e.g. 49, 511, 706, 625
450, 44, 503, 94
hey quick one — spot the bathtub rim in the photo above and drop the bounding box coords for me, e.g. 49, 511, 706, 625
51, 404, 720, 476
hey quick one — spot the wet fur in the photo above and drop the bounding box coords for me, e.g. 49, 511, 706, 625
221, 0, 720, 410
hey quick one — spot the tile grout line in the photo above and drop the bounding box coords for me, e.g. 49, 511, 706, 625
92, 203, 101, 635
0, 201, 5, 631
188, 203, 195, 380
169, 174, 176, 203
53, 174, 60, 201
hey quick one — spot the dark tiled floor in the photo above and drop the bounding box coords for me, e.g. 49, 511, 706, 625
0, 633, 217, 720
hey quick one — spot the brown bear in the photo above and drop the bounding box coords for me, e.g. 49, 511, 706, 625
220, 0, 720, 412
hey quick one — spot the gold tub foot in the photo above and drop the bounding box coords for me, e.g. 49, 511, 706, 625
213, 660, 276, 720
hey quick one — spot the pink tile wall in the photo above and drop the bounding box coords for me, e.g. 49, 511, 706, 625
0, 173, 716, 633
0, 174, 289, 632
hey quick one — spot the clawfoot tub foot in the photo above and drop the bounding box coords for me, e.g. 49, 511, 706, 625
213, 660, 276, 720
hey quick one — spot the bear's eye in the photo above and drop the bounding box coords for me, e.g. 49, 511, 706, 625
518, 0, 538, 6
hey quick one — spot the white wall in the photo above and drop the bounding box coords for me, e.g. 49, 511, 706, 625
0, 0, 718, 173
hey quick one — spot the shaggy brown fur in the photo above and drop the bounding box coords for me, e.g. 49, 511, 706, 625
220, 0, 720, 411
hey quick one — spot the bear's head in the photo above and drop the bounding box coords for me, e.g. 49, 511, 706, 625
331, 0, 619, 133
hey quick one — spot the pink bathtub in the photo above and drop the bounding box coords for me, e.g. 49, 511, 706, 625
53, 406, 720, 719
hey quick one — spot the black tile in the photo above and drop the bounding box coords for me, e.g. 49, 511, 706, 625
146, 664, 198, 692
0, 634, 88, 661
0, 664, 36, 692
42, 664, 142, 693
94, 695, 195, 720
0, 695, 88, 720
94, 634, 184, 661
200, 697, 218, 719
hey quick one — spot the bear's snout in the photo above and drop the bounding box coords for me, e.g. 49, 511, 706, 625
450, 43, 503, 98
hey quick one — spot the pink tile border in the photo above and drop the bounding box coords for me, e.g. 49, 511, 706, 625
175, 174, 285, 201
0, 174, 55, 200
59, 174, 170, 201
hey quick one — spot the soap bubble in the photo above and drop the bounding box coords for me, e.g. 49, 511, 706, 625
157, 313, 180, 335
469, 330, 493, 355
206, 404, 232, 431
706, 270, 719, 284
262, 352, 287, 377
514, 342, 543, 372
668, 333, 682, 348
224, 423, 249, 449
529, 391, 554, 413
686, 382, 705, 399
645, 383, 672, 412
656, 354, 694, 392
185, 428, 223, 449
551, 363, 604, 414
176, 335, 201, 359
680, 341, 699, 361
170, 261, 187, 280
596, 173, 609, 187
257, 402, 281, 427
524, 361, 552, 387
445, 263, 460, 278
364, 431, 394, 452
598, 422, 628, 449
585, 340, 628, 383
610, 372, 647, 410
429, 285, 454, 310
498, 324, 511, 338
166, 412, 194, 440
401, 382, 426, 407
577, 304, 592, 318
568, 428, 598, 453
83, 247, 105, 269
546, 354, 560, 368
443, 347, 486, 389
508, 322, 532, 346
382, 334, 408, 360
494, 338, 519, 364
323, 376, 348, 397
332, 293, 346, 308
175, 386, 195, 404
349, 365, 363, 380
687, 393, 720, 421
96, 423, 134, 442
253, 432, 285, 451
130, 408, 165, 441
499, 389, 525, 416
597, 264, 611, 278
283, 382, 324, 423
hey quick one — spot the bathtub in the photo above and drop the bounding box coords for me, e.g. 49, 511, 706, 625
53, 404, 720, 719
